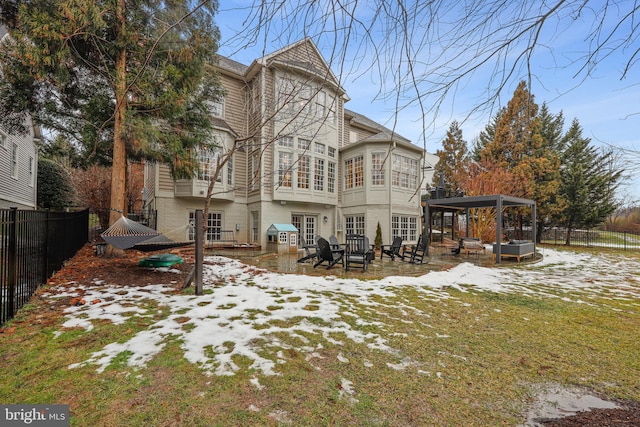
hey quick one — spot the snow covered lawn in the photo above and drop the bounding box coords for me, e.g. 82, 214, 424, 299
45, 247, 640, 378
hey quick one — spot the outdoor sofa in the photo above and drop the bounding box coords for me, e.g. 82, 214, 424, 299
492, 240, 535, 262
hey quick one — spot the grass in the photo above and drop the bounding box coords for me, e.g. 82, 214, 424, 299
1, 247, 639, 426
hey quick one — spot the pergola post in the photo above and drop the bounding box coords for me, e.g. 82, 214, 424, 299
495, 196, 503, 264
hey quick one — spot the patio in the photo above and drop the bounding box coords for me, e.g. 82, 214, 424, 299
205, 244, 542, 279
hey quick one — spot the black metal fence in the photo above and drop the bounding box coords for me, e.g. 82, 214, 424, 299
0, 208, 89, 325
541, 227, 640, 250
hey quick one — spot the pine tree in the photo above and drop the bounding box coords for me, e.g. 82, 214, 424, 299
478, 81, 563, 241
433, 120, 468, 194
0, 1, 221, 225
472, 109, 502, 162
559, 119, 622, 244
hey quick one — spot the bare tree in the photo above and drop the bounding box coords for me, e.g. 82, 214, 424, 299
220, 1, 640, 149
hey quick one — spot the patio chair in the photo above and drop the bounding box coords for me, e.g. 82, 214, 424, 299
329, 235, 341, 250
400, 234, 428, 264
297, 236, 319, 263
380, 236, 403, 260
345, 234, 373, 272
313, 237, 345, 269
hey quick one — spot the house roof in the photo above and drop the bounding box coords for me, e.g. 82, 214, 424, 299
211, 117, 237, 137
344, 108, 411, 144
216, 55, 248, 76
267, 224, 299, 234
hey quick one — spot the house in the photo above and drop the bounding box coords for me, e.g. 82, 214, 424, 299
144, 38, 437, 248
0, 26, 41, 210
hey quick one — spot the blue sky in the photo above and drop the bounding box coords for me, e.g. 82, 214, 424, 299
214, 1, 639, 200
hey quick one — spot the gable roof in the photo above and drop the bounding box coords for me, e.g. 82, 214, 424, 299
215, 55, 248, 77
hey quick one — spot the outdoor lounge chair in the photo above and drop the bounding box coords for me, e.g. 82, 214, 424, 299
329, 235, 342, 250
313, 237, 345, 269
459, 237, 485, 257
345, 234, 373, 271
381, 236, 403, 260
400, 234, 428, 264
297, 236, 319, 263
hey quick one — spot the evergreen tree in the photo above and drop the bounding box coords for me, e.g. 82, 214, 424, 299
478, 82, 564, 241
37, 159, 76, 209
533, 103, 566, 241
559, 119, 622, 244
0, 1, 221, 225
472, 110, 502, 161
433, 120, 468, 194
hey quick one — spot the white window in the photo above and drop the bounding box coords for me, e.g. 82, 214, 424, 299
226, 154, 233, 185
29, 156, 35, 187
344, 155, 363, 189
251, 211, 259, 242
392, 154, 419, 189
298, 138, 310, 151
278, 136, 293, 148
11, 143, 18, 178
277, 77, 296, 110
392, 215, 418, 241
209, 97, 224, 117
278, 152, 293, 187
297, 154, 310, 189
189, 211, 222, 241
372, 153, 385, 185
250, 150, 260, 190
328, 162, 335, 193
197, 146, 221, 182
314, 158, 324, 191
328, 147, 336, 157
345, 215, 365, 235
316, 91, 326, 118
299, 83, 312, 114
314, 142, 325, 155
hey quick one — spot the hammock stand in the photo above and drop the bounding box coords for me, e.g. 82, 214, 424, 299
100, 216, 194, 252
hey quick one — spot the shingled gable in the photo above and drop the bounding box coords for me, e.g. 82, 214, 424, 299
246, 38, 346, 96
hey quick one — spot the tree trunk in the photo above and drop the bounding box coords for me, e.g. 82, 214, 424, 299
109, 0, 128, 227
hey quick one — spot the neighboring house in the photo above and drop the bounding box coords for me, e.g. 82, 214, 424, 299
0, 26, 41, 210
145, 38, 437, 248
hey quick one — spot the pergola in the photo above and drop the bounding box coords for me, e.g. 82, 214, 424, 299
424, 194, 537, 264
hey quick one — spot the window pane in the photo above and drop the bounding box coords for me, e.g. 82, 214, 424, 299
297, 155, 310, 189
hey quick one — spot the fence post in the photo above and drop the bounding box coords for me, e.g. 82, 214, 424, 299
7, 207, 18, 320
43, 209, 50, 282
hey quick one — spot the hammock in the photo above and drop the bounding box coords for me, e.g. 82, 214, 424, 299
101, 216, 194, 251
131, 223, 194, 252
